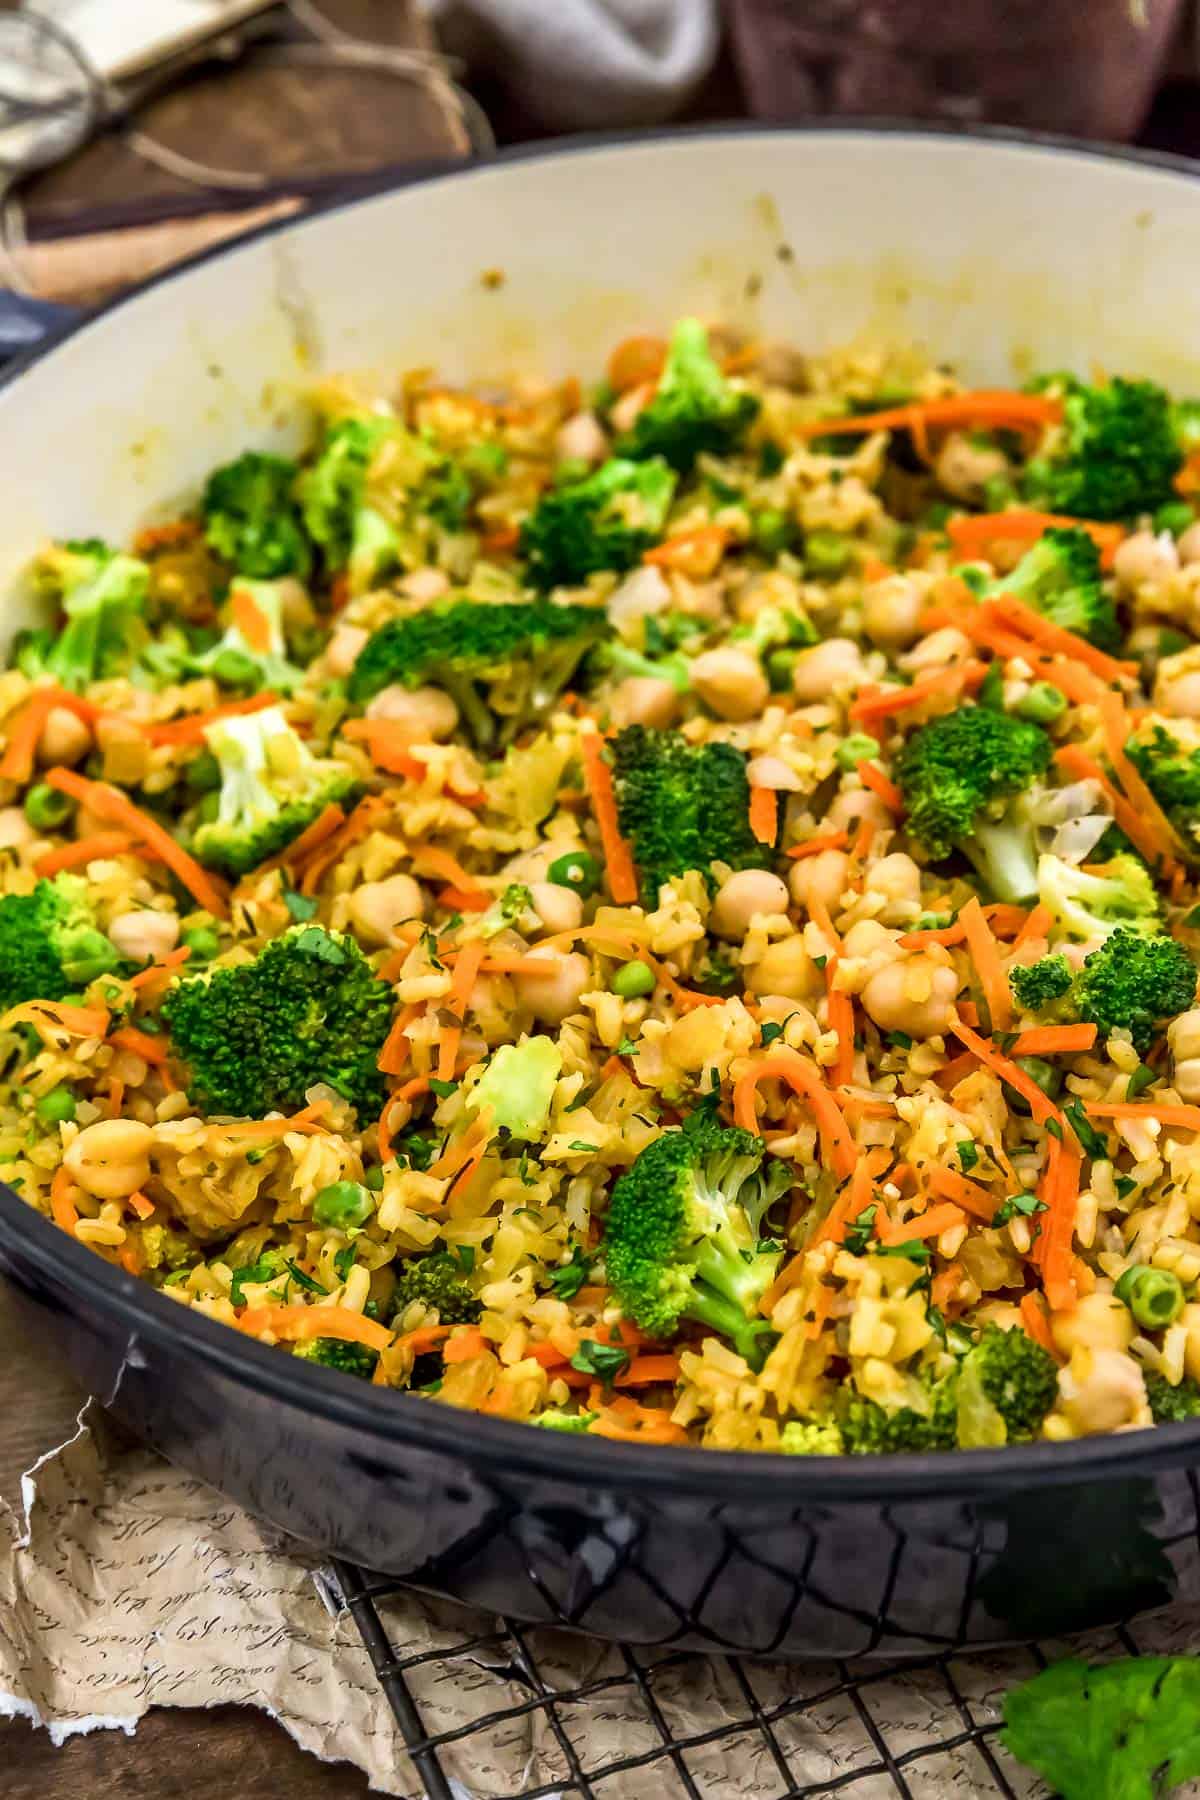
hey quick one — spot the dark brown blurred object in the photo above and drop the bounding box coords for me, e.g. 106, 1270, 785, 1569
727, 0, 1186, 141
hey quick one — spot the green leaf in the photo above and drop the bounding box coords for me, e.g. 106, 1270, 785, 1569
332, 1244, 356, 1281
428, 1077, 458, 1098
229, 1255, 282, 1307
992, 1192, 1049, 1227
283, 889, 319, 922
956, 1140, 978, 1172
285, 1259, 328, 1296
1127, 1062, 1158, 1101
569, 1140, 598, 1153
1003, 1657, 1200, 1800
569, 1338, 631, 1384
843, 1203, 878, 1256
876, 1239, 931, 1263
548, 1246, 592, 1301
1065, 1098, 1109, 1160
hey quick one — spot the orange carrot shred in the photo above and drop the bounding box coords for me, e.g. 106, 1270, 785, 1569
0, 687, 59, 784
1053, 745, 1177, 875
855, 760, 904, 813
50, 1165, 79, 1234
1008, 1023, 1097, 1056
128, 946, 192, 990
791, 392, 1062, 442
733, 1048, 856, 1179
948, 1015, 1062, 1123
43, 767, 230, 916
959, 894, 1012, 1034
877, 1202, 966, 1245
437, 939, 485, 1084
925, 1165, 1000, 1221
230, 584, 272, 654
947, 509, 1124, 570
145, 692, 280, 746
787, 830, 850, 860
1019, 1291, 1062, 1360
749, 785, 778, 846
238, 1303, 394, 1352
34, 832, 142, 877
127, 1190, 155, 1220
1087, 1100, 1200, 1130
984, 595, 1137, 683
579, 731, 638, 905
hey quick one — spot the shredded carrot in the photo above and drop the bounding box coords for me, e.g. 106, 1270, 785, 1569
787, 830, 850, 860
208, 1101, 329, 1143
298, 795, 393, 896
230, 584, 272, 654
792, 391, 1062, 443
437, 939, 485, 1085
947, 509, 1124, 570
825, 959, 855, 1088
43, 767, 230, 916
948, 1015, 1062, 1123
899, 922, 965, 949
732, 1047, 856, 1179
378, 1003, 421, 1078
1037, 1134, 1082, 1312
925, 1165, 1000, 1221
0, 687, 60, 783
481, 522, 520, 556
849, 664, 971, 723
615, 1353, 682, 1387
1087, 1100, 1200, 1130
607, 334, 667, 393
806, 892, 842, 952
855, 760, 904, 813
1008, 1023, 1097, 1056
341, 718, 426, 779
108, 1027, 175, 1070
959, 895, 1011, 1034
587, 1411, 688, 1445
409, 843, 488, 902
529, 924, 722, 1010
127, 1190, 155, 1221
144, 692, 279, 746
106, 1077, 124, 1117
984, 595, 1137, 684
429, 1117, 490, 1182
813, 1153, 877, 1253
849, 818, 875, 866
237, 1303, 394, 1352
1097, 690, 1185, 866
267, 802, 345, 870
1053, 745, 1177, 875
749, 785, 778, 846
1, 999, 110, 1039
1019, 1291, 1062, 1360
1012, 901, 1053, 954
860, 554, 894, 583
128, 945, 192, 990
643, 523, 729, 576
34, 831, 142, 877
50, 1164, 78, 1234
933, 1048, 980, 1091
133, 517, 201, 555
442, 1326, 488, 1364
579, 731, 638, 905
877, 1202, 966, 1245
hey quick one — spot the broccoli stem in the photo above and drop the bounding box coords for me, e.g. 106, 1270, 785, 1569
967, 820, 1041, 905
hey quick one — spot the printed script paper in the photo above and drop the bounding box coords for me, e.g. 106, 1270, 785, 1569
1, 1408, 1200, 1799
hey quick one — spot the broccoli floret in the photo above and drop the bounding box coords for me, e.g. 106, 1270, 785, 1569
469, 1037, 562, 1140
1010, 955, 1074, 1013
202, 451, 310, 578
1126, 725, 1200, 861
293, 1336, 378, 1379
1144, 1370, 1200, 1423
601, 639, 692, 695
162, 923, 392, 1117
27, 539, 150, 691
1074, 928, 1196, 1053
836, 1376, 958, 1454
347, 599, 607, 747
996, 527, 1120, 652
520, 456, 677, 589
299, 415, 401, 593
602, 1104, 790, 1368
0, 873, 118, 1010
1037, 851, 1162, 940
1021, 377, 1182, 520
191, 579, 304, 693
616, 318, 759, 470
895, 705, 1053, 903
956, 1324, 1058, 1446
391, 1252, 482, 1326
780, 1418, 844, 1455
192, 706, 359, 877
610, 724, 760, 904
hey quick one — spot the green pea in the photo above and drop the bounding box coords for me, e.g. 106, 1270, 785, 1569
611, 960, 655, 999
61, 929, 118, 985
836, 732, 881, 771
196, 792, 221, 825
364, 1165, 385, 1192
35, 1087, 76, 1126
183, 926, 221, 962
752, 508, 793, 556
803, 529, 852, 579
1014, 682, 1067, 725
547, 850, 601, 897
1115, 1263, 1185, 1330
1007, 1057, 1062, 1116
23, 784, 73, 830
1154, 500, 1195, 538
185, 751, 221, 793
313, 1180, 375, 1230
209, 646, 258, 687
765, 649, 797, 693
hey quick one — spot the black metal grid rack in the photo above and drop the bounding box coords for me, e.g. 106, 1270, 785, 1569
330, 1560, 1157, 1798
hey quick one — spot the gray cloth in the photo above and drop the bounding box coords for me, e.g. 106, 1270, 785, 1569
423, 0, 720, 128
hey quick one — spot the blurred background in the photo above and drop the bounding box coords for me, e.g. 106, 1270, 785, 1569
0, 0, 1198, 309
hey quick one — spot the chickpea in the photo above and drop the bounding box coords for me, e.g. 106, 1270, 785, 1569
826, 786, 891, 833
709, 869, 789, 940
325, 624, 369, 678
107, 910, 180, 964
1055, 1345, 1147, 1437
867, 852, 922, 921
689, 647, 769, 722
744, 932, 819, 1001
514, 948, 591, 1024
528, 881, 584, 935
64, 1118, 154, 1201
902, 626, 971, 673
841, 918, 897, 963
349, 874, 426, 946
606, 565, 672, 632
36, 705, 91, 767
1051, 1289, 1134, 1358
555, 410, 609, 466
933, 431, 1009, 504
1153, 649, 1200, 719
791, 638, 866, 704
610, 676, 680, 730
1178, 521, 1200, 565
861, 574, 925, 649
861, 953, 957, 1038
1169, 1008, 1200, 1102
399, 566, 450, 603
0, 806, 34, 852
757, 342, 807, 389
1112, 529, 1179, 592
365, 683, 459, 740
788, 848, 849, 918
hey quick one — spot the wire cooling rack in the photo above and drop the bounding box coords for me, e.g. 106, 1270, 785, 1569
328, 1560, 1160, 1799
